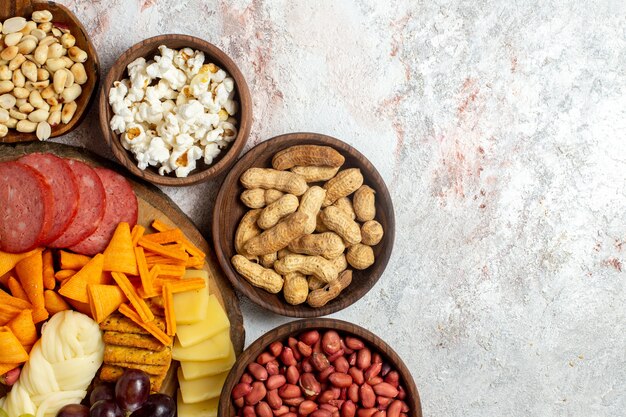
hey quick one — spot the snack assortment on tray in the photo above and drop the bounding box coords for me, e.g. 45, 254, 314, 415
232, 145, 385, 307
109, 45, 239, 177
0, 6, 412, 415
0, 12, 89, 140
0, 153, 237, 417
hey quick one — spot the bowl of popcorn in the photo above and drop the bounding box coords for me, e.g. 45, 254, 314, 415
99, 34, 251, 185
0, 2, 99, 143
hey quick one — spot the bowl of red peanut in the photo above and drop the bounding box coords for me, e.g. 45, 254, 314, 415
219, 319, 422, 417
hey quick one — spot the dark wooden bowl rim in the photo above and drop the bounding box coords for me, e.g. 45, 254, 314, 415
219, 318, 422, 417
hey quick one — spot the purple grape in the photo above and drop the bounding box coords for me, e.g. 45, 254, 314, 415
89, 384, 115, 406
56, 404, 90, 417
129, 394, 175, 417
89, 400, 123, 417
114, 369, 150, 411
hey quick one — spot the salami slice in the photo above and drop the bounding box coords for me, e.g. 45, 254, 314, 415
0, 162, 54, 253
48, 159, 106, 249
69, 168, 138, 255
19, 153, 79, 244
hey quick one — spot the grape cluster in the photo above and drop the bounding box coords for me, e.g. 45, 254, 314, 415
56, 369, 175, 417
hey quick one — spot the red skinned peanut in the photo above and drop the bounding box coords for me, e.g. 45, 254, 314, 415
329, 373, 353, 388
267, 389, 283, 409
299, 400, 319, 416
341, 400, 356, 417
386, 400, 402, 417
273, 406, 289, 416
298, 341, 313, 357
278, 384, 302, 399
334, 356, 350, 373
357, 348, 371, 370
245, 381, 267, 405
258, 352, 276, 365
249, 362, 269, 381
360, 384, 376, 408
322, 331, 342, 355
243, 406, 256, 417
233, 382, 253, 400
280, 347, 298, 366
347, 384, 359, 403
299, 330, 320, 345
373, 383, 399, 398
257, 401, 273, 417
310, 410, 332, 417
269, 341, 284, 357
356, 409, 377, 417
286, 365, 300, 385
267, 374, 287, 390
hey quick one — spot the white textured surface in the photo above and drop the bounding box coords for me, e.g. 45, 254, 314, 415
55, 0, 625, 415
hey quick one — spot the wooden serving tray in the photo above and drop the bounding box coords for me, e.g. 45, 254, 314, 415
0, 142, 245, 396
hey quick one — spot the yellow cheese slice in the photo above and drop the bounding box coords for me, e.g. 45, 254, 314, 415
178, 368, 228, 404
176, 294, 230, 347
173, 269, 209, 324
172, 328, 231, 361
177, 390, 218, 417
180, 341, 236, 380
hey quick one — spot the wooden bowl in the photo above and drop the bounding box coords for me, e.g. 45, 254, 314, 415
218, 318, 422, 417
212, 133, 395, 317
0, 0, 100, 143
99, 34, 252, 186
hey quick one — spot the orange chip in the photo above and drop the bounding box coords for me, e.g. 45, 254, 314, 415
15, 251, 45, 317
0, 326, 29, 363
42, 250, 55, 290
88, 284, 127, 324
103, 222, 138, 275
154, 264, 186, 279
118, 304, 171, 346
151, 219, 173, 232
44, 290, 71, 315
0, 248, 42, 277
55, 270, 77, 281
58, 253, 105, 303
162, 284, 176, 336
6, 310, 37, 347
0, 270, 12, 287
135, 247, 157, 298
65, 298, 93, 317
142, 229, 184, 245
7, 276, 29, 302
0, 288, 32, 310
111, 272, 154, 323
59, 251, 92, 270
168, 278, 206, 294
138, 238, 189, 263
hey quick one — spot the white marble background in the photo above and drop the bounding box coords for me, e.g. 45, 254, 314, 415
52, 0, 626, 416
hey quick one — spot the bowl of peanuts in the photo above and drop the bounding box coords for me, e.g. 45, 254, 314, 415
0, 1, 99, 143
212, 132, 395, 317
99, 34, 252, 186
219, 318, 422, 417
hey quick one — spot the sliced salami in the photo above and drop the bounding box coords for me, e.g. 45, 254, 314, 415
19, 153, 79, 244
0, 162, 54, 253
48, 159, 106, 249
69, 167, 138, 255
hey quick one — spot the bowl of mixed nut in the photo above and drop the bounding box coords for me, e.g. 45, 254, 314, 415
219, 319, 422, 417
0, 2, 99, 143
99, 34, 252, 186
212, 133, 395, 317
